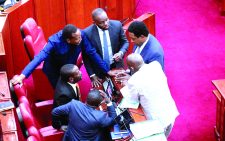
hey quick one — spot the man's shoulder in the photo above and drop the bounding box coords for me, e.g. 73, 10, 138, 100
84, 24, 95, 32
109, 20, 122, 27
55, 80, 72, 93
109, 20, 121, 24
48, 30, 63, 43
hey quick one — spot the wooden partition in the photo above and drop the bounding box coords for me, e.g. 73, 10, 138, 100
99, 0, 135, 21
0, 0, 35, 77
65, 0, 99, 28
33, 0, 66, 38
221, 0, 225, 15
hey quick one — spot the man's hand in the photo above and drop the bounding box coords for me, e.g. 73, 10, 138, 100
113, 51, 123, 62
99, 90, 111, 104
90, 75, 102, 88
10, 74, 25, 86
115, 72, 130, 86
107, 70, 118, 77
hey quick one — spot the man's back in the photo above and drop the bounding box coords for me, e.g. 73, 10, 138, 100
127, 61, 179, 128
52, 99, 116, 141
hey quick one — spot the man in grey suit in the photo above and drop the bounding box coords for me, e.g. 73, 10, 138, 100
83, 8, 129, 87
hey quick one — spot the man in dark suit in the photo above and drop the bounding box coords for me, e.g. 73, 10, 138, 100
52, 64, 82, 128
128, 21, 165, 70
52, 89, 116, 141
83, 8, 129, 87
11, 24, 109, 88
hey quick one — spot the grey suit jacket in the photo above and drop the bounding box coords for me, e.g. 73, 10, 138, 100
83, 20, 129, 78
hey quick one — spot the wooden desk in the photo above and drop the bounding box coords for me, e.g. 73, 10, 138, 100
212, 79, 225, 141
0, 72, 18, 141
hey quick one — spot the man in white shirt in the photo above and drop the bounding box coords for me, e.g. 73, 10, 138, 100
116, 53, 179, 137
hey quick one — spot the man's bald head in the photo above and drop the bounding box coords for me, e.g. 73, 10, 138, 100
126, 53, 144, 74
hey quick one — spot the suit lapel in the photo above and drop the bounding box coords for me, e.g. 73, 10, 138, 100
133, 45, 137, 52
140, 39, 151, 56
65, 82, 78, 99
108, 22, 115, 53
93, 25, 103, 56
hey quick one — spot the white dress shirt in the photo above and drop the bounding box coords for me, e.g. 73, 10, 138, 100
126, 61, 179, 128
135, 34, 150, 54
67, 82, 77, 97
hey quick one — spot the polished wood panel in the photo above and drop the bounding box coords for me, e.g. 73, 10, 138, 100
0, 71, 18, 141
212, 79, 225, 141
0, 109, 17, 132
65, 0, 99, 28
0, 72, 11, 99
99, 0, 135, 20
1, 0, 34, 76
3, 131, 18, 141
0, 16, 12, 75
222, 0, 225, 15
33, 0, 66, 38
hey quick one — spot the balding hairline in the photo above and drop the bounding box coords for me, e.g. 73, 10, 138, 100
92, 8, 105, 20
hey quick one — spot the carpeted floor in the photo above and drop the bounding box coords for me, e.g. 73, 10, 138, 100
135, 0, 225, 140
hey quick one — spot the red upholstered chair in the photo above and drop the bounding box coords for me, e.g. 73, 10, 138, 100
18, 102, 64, 141
27, 135, 39, 141
12, 80, 53, 127
20, 18, 54, 101
20, 18, 46, 60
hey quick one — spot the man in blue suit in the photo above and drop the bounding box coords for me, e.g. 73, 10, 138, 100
52, 89, 116, 141
128, 21, 165, 70
83, 8, 129, 87
11, 24, 110, 88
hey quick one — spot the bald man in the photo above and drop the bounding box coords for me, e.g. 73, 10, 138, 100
116, 53, 179, 137
83, 8, 129, 87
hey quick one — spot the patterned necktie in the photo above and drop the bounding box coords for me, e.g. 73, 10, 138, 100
103, 30, 110, 67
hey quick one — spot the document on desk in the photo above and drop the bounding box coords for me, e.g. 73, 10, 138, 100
130, 120, 167, 141
119, 85, 139, 109
118, 97, 139, 109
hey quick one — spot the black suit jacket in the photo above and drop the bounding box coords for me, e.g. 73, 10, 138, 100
83, 20, 129, 78
52, 78, 80, 127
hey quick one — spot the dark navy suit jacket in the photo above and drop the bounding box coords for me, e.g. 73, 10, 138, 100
52, 99, 116, 141
133, 34, 165, 70
83, 20, 129, 78
52, 78, 80, 127
22, 30, 108, 88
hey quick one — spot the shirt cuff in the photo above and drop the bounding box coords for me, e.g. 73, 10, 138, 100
90, 74, 96, 78
107, 102, 112, 106
119, 51, 124, 56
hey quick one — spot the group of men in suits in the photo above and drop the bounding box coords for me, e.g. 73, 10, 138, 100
10, 7, 166, 141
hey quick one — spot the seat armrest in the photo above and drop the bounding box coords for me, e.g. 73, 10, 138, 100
35, 100, 53, 108
40, 126, 64, 141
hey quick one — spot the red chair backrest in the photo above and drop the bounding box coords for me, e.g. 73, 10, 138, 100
19, 103, 36, 129
27, 135, 39, 141
27, 126, 43, 141
20, 18, 46, 60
